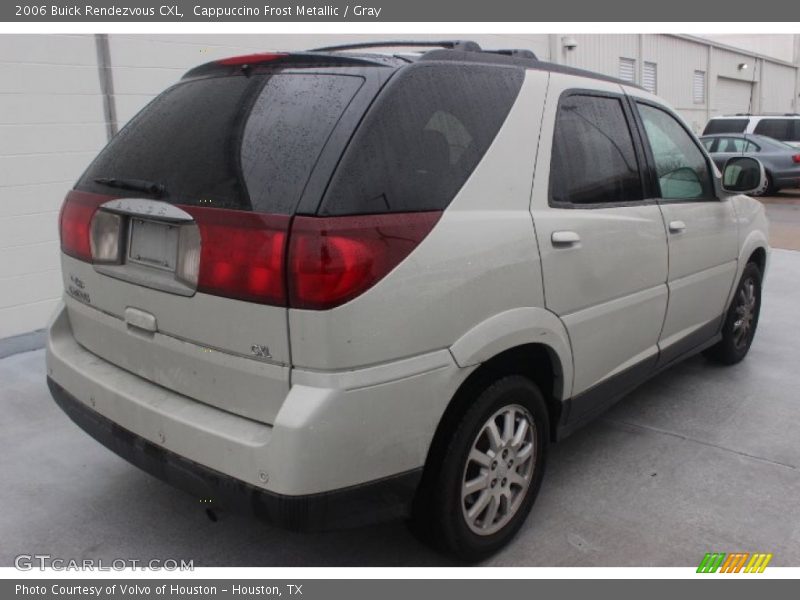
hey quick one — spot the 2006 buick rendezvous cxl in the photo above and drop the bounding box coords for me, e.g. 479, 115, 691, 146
47, 41, 770, 560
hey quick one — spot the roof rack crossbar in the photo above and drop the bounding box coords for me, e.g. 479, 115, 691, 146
310, 40, 482, 53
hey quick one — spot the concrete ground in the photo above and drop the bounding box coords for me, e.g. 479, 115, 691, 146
1, 235, 799, 567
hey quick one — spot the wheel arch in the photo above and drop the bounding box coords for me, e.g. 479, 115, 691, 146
748, 246, 767, 274
413, 339, 567, 524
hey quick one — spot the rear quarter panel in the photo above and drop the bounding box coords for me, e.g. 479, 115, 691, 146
288, 70, 550, 372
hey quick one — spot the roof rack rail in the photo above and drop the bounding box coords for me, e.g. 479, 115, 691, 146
488, 49, 538, 60
310, 40, 482, 53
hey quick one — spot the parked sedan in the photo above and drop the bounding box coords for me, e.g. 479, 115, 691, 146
701, 133, 800, 195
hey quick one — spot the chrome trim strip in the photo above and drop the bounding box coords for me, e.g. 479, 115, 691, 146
100, 198, 194, 222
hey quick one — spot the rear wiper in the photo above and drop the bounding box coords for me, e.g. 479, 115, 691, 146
93, 177, 165, 196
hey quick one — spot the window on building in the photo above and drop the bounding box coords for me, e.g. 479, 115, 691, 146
693, 71, 706, 105
619, 57, 636, 83
643, 62, 657, 94
550, 94, 644, 206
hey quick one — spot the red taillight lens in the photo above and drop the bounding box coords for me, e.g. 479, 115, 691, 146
216, 52, 287, 66
59, 190, 112, 262
288, 212, 442, 310
792, 155, 800, 164
182, 206, 290, 305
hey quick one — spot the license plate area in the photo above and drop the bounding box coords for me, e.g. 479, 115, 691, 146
128, 218, 179, 272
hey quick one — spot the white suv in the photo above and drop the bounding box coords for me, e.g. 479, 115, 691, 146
703, 114, 800, 147
46, 41, 770, 561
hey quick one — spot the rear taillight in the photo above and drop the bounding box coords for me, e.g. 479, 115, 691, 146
182, 206, 290, 305
288, 212, 442, 310
61, 192, 441, 310
59, 190, 112, 262
792, 155, 800, 163
181, 208, 440, 309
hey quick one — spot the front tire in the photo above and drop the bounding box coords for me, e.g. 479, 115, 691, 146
752, 173, 775, 197
704, 262, 762, 365
416, 375, 549, 562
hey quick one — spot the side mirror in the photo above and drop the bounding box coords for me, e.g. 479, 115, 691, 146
721, 156, 767, 195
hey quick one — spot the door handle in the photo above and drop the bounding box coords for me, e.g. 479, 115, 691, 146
551, 231, 581, 246
668, 220, 687, 234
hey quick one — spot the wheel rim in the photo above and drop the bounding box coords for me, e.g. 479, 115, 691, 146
461, 404, 536, 536
733, 277, 757, 350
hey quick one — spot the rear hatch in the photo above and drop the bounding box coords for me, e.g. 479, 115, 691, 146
58, 54, 393, 424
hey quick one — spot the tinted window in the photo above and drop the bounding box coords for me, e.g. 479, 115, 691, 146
702, 118, 748, 135
753, 118, 798, 141
78, 73, 363, 214
319, 63, 524, 215
550, 94, 643, 206
700, 138, 716, 151
715, 137, 753, 153
638, 103, 714, 200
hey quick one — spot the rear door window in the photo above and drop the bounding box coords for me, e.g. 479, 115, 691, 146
702, 119, 748, 135
549, 94, 644, 206
753, 118, 798, 141
716, 137, 749, 153
77, 73, 364, 214
318, 63, 524, 215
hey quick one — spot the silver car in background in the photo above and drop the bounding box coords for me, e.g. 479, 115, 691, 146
701, 133, 800, 195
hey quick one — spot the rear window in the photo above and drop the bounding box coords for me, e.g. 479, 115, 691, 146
318, 63, 524, 215
702, 119, 748, 135
753, 118, 799, 141
550, 94, 644, 206
77, 73, 363, 214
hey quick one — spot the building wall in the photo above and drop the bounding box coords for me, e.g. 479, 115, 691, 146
0, 33, 797, 340
0, 35, 107, 339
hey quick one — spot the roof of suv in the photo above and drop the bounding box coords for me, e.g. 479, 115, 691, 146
185, 40, 640, 89
709, 114, 800, 119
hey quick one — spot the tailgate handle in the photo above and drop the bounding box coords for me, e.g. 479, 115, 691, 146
124, 307, 158, 333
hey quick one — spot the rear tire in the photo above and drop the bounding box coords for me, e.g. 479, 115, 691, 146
412, 375, 549, 562
704, 262, 762, 365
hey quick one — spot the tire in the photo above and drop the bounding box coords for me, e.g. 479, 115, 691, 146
413, 375, 549, 562
752, 173, 775, 197
765, 173, 779, 196
704, 262, 762, 365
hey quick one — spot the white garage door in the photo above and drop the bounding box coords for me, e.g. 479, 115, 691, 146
715, 77, 753, 115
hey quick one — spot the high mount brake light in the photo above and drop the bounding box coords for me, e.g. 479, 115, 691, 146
216, 53, 287, 66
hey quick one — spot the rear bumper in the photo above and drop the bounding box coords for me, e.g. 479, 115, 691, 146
48, 377, 420, 531
771, 169, 800, 188
46, 302, 467, 530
